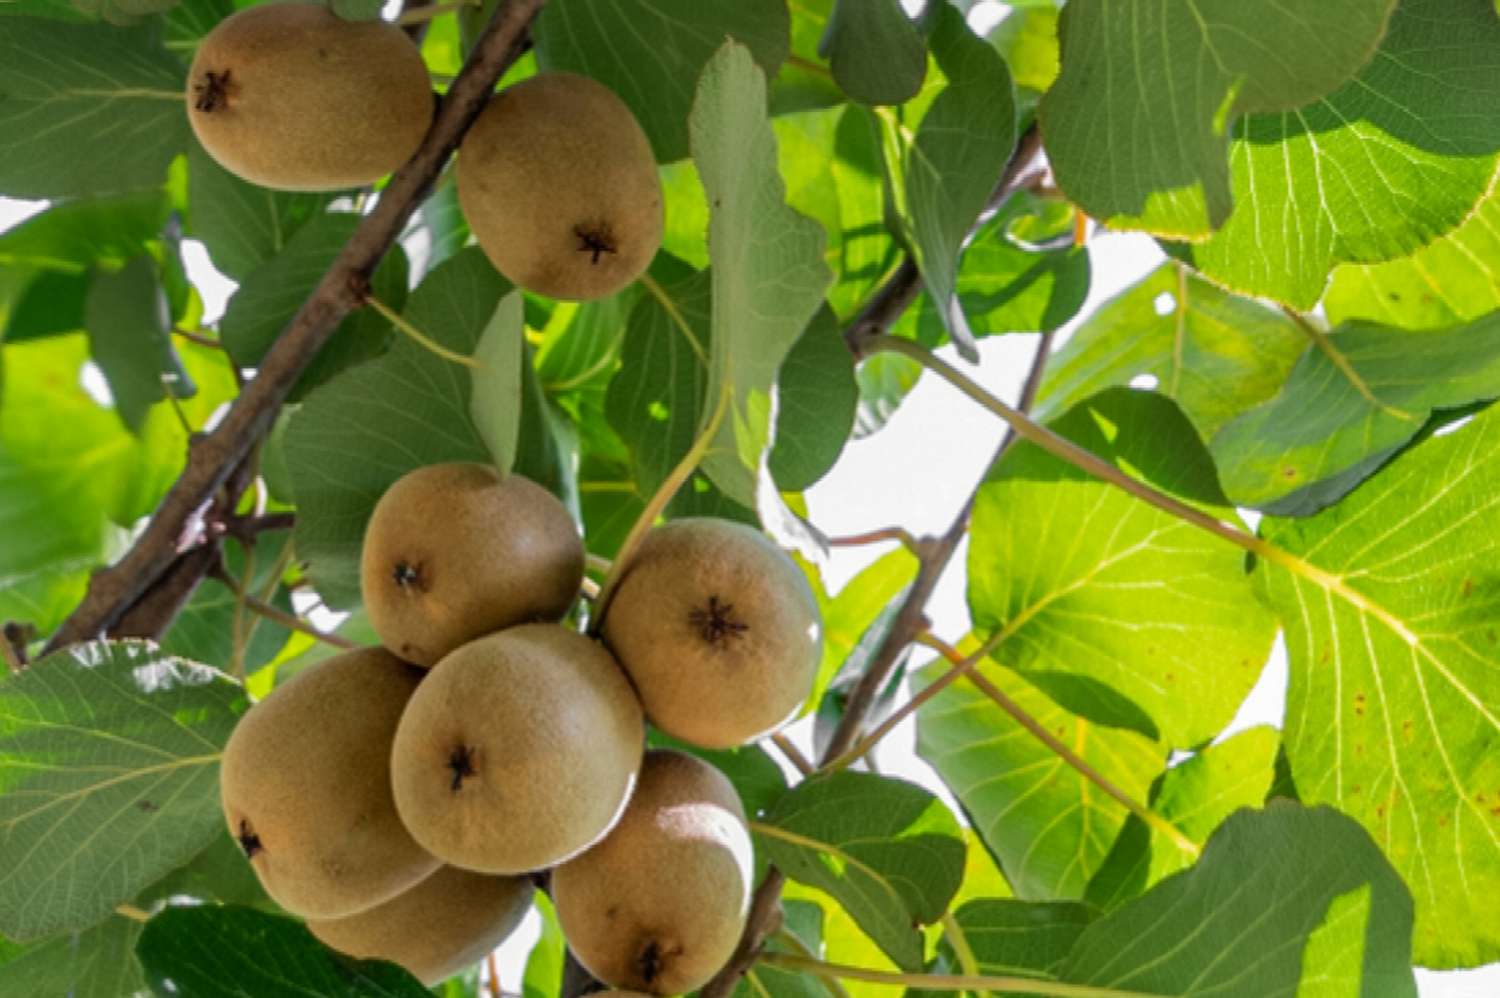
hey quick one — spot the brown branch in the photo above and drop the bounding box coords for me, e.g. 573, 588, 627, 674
43, 0, 547, 656
2, 622, 32, 674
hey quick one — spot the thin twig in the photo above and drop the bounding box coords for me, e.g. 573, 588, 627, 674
397, 0, 476, 25
770, 732, 814, 777
827, 526, 920, 551
43, 0, 548, 655
212, 565, 359, 653
172, 326, 224, 350
758, 952, 1168, 998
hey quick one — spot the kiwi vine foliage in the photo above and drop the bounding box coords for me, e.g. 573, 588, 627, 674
0, 0, 1498, 995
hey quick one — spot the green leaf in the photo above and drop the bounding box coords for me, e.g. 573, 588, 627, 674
136, 906, 430, 997
72, 0, 180, 26
1060, 803, 1416, 997
5, 270, 88, 342
328, 0, 383, 20
758, 770, 965, 971
84, 255, 191, 432
1040, 0, 1396, 238
970, 388, 1277, 747
468, 290, 526, 473
736, 899, 834, 998
219, 211, 407, 398
769, 303, 857, 492
690, 41, 832, 508
0, 640, 246, 940
1326, 190, 1500, 330
0, 191, 169, 273
186, 144, 339, 282
818, 0, 926, 106
883, 5, 1016, 361
1184, 0, 1500, 307
534, 0, 790, 162
1086, 726, 1281, 911
809, 546, 918, 719
1035, 263, 1306, 442
916, 652, 1165, 900
284, 248, 507, 609
164, 0, 231, 52
0, 914, 148, 998
915, 899, 1091, 996
0, 19, 188, 197
1211, 314, 1500, 512
521, 890, 563, 998
158, 536, 294, 676
1257, 406, 1500, 967
137, 828, 272, 911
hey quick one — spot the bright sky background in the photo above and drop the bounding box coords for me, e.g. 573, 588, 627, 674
2, 3, 1498, 993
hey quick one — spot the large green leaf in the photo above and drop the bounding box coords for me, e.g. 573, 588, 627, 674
285, 248, 512, 609
186, 144, 339, 282
882, 5, 1015, 361
1087, 725, 1280, 911
690, 41, 832, 508
1186, 0, 1500, 307
768, 303, 857, 492
136, 906, 429, 997
0, 641, 246, 940
1061, 803, 1416, 997
84, 255, 191, 432
971, 388, 1277, 747
1257, 406, 1500, 967
1035, 263, 1306, 441
219, 211, 407, 397
0, 914, 147, 998
0, 192, 169, 274
1040, 0, 1396, 238
1326, 191, 1500, 330
758, 770, 965, 971
1211, 313, 1500, 512
0, 19, 188, 197
818, 0, 926, 106
913, 899, 1091, 997
533, 0, 790, 162
916, 653, 1165, 900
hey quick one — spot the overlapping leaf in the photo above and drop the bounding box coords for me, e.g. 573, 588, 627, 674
1211, 313, 1500, 512
1187, 0, 1500, 306
818, 0, 926, 106
1041, 0, 1395, 238
534, 0, 790, 162
0, 641, 246, 941
758, 771, 964, 971
1257, 405, 1500, 966
0, 20, 188, 197
0, 915, 147, 998
1061, 803, 1416, 996
916, 653, 1165, 900
912, 899, 1091, 997
971, 388, 1277, 747
84, 256, 190, 432
1035, 263, 1306, 441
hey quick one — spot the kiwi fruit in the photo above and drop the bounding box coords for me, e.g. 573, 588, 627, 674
602, 518, 822, 748
457, 72, 663, 300
219, 646, 438, 919
307, 865, 531, 985
390, 623, 644, 874
360, 462, 584, 667
552, 750, 752, 995
187, 3, 432, 190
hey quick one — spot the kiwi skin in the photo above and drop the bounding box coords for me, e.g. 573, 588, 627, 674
389, 623, 644, 875
457, 72, 663, 301
551, 750, 753, 996
360, 462, 584, 667
187, 3, 432, 191
219, 646, 438, 920
307, 865, 531, 986
602, 518, 822, 749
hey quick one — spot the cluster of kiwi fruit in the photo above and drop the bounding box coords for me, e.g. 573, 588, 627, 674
187, 2, 663, 301
219, 461, 823, 992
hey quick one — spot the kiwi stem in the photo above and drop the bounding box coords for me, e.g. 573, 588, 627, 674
783, 53, 833, 80
213, 563, 359, 654
364, 294, 483, 369
396, 0, 478, 25
758, 952, 1169, 998
939, 911, 989, 998
172, 326, 225, 350
826, 526, 919, 552
769, 732, 814, 776
584, 552, 613, 577
589, 382, 732, 634
912, 631, 1201, 860
114, 904, 151, 923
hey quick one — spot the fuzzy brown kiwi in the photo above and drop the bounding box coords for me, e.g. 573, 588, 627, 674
457, 72, 663, 301
389, 623, 644, 874
551, 750, 752, 996
360, 462, 583, 667
307, 865, 531, 985
219, 646, 438, 919
601, 518, 822, 748
186, 3, 432, 190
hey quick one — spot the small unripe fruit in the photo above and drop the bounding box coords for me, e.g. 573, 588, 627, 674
187, 4, 432, 190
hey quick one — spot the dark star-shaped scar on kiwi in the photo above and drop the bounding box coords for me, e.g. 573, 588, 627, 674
636, 939, 663, 985
573, 222, 618, 265
194, 69, 233, 113
448, 744, 477, 792
688, 595, 749, 647
236, 819, 263, 859
392, 560, 424, 591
